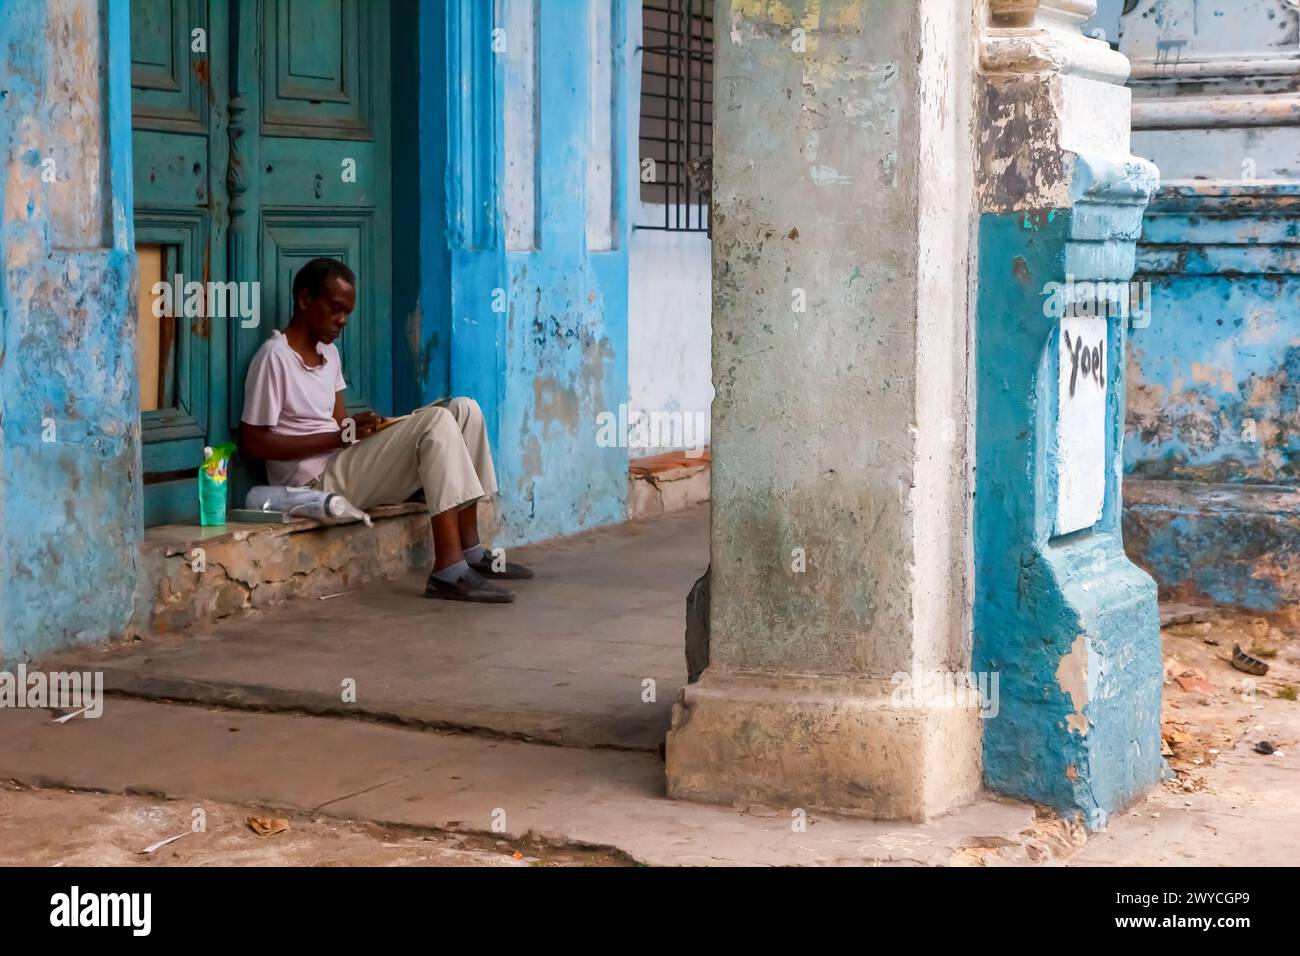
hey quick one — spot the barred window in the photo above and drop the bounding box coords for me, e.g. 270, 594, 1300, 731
638, 0, 713, 233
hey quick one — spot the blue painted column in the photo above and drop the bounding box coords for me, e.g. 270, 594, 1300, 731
974, 0, 1163, 826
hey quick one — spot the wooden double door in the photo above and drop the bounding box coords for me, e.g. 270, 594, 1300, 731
130, 0, 393, 524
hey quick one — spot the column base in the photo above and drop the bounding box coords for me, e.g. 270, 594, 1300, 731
665, 672, 984, 822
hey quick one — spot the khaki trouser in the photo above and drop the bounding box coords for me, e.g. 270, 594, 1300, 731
321, 397, 497, 515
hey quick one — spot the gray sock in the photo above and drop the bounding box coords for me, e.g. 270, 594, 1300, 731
463, 544, 486, 564
433, 559, 470, 584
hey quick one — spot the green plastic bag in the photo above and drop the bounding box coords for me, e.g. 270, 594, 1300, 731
199, 443, 236, 527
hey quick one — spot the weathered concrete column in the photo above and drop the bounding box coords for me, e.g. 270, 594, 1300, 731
1118, 0, 1300, 619
973, 0, 1163, 824
666, 0, 983, 821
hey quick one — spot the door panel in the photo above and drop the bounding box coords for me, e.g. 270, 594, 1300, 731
262, 0, 373, 136
260, 212, 382, 411
130, 0, 208, 130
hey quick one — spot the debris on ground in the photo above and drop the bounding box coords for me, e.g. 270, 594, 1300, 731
949, 807, 1088, 866
246, 816, 290, 837
1232, 643, 1270, 677
1159, 609, 1298, 791
139, 830, 190, 855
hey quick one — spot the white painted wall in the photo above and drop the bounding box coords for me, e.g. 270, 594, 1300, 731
626, 6, 713, 452
628, 205, 712, 451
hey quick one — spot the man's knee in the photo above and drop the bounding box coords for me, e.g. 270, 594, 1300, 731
415, 404, 457, 434
444, 396, 482, 427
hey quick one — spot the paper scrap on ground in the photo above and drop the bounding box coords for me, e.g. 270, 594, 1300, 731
246, 816, 290, 837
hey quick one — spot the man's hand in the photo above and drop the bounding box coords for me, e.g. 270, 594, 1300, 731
347, 411, 381, 443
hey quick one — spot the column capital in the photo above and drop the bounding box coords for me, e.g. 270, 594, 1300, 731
984, 0, 1131, 85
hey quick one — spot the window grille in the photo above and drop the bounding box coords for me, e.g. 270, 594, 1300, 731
638, 0, 713, 234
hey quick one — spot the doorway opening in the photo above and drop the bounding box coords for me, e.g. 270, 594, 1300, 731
129, 0, 404, 525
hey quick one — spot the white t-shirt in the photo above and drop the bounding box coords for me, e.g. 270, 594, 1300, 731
241, 330, 346, 486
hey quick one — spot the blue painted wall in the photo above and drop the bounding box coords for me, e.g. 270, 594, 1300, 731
459, 0, 631, 546
1124, 184, 1300, 612
0, 0, 141, 663
1116, 1, 1300, 614
404, 0, 630, 547
1128, 187, 1300, 486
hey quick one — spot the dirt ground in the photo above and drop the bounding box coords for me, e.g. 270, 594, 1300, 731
1157, 607, 1299, 791
0, 784, 631, 867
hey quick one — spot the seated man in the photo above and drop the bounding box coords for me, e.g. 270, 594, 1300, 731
238, 257, 531, 603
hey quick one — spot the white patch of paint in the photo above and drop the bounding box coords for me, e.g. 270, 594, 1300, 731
503, 0, 537, 251
585, 0, 615, 252
810, 165, 851, 186
1058, 74, 1130, 157
1055, 316, 1107, 535
47, 0, 110, 249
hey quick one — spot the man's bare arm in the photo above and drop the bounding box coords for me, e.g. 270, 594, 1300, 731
237, 424, 345, 463
238, 395, 379, 463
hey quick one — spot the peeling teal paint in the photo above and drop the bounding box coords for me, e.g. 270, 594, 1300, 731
0, 0, 141, 662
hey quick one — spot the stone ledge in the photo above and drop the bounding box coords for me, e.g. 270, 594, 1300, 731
136, 504, 431, 635
628, 448, 710, 521
1123, 478, 1300, 621
145, 502, 427, 556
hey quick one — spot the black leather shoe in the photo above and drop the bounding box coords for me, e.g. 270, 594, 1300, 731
424, 566, 514, 603
469, 553, 535, 580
